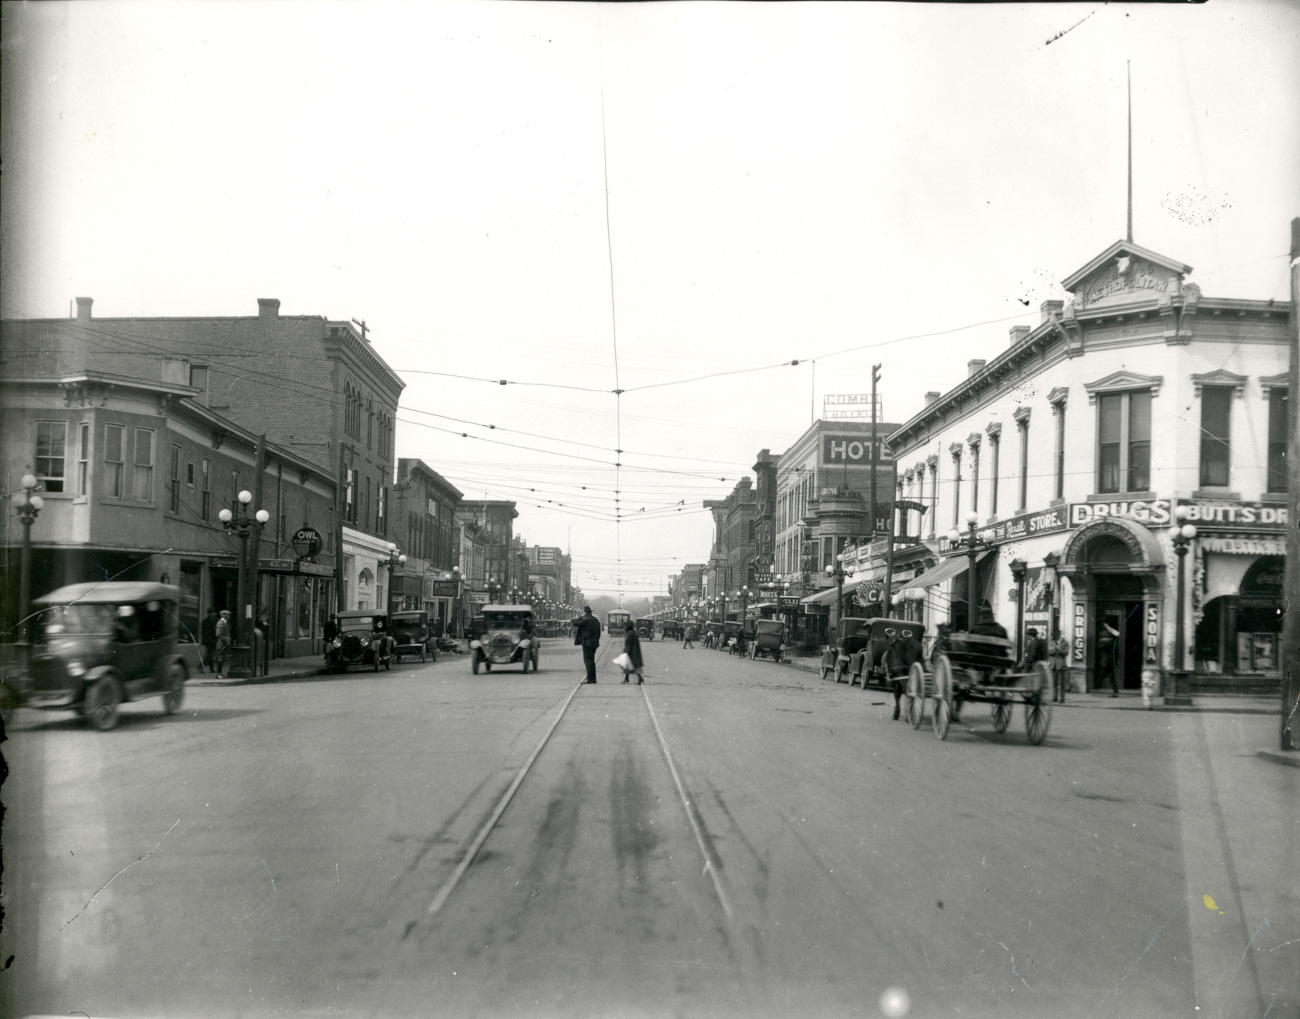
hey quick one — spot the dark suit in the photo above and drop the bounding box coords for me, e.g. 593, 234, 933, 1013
572, 614, 602, 682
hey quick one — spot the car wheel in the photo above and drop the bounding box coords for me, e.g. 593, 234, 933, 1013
833, 660, 845, 683
162, 663, 185, 715
86, 677, 121, 732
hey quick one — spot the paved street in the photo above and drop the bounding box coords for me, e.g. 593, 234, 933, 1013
2, 638, 1296, 1019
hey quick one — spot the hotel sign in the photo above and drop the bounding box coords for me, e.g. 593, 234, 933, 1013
823, 394, 875, 420
822, 435, 890, 464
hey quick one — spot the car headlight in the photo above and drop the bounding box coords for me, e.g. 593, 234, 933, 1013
67, 660, 86, 677
332, 637, 342, 648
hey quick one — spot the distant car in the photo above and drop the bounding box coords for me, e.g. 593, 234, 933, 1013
325, 611, 394, 673
635, 617, 655, 641
3, 582, 188, 731
470, 605, 539, 674
391, 610, 436, 663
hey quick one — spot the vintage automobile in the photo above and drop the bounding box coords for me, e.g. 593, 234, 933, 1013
747, 618, 787, 662
722, 620, 746, 655
3, 582, 188, 731
635, 617, 655, 641
325, 610, 394, 673
390, 610, 437, 664
820, 616, 925, 687
661, 621, 682, 641
819, 616, 873, 683
470, 605, 539, 674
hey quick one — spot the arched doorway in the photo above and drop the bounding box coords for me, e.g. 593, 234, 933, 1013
1060, 517, 1166, 693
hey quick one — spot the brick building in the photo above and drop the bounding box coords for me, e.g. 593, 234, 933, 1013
391, 458, 462, 631
1, 297, 405, 614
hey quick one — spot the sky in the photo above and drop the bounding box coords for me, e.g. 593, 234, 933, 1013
3, 0, 1297, 602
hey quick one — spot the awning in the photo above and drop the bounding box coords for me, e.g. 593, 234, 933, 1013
899, 549, 994, 594
800, 586, 842, 607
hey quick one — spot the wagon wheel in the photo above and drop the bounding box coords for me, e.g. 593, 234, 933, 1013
1023, 662, 1049, 697
992, 701, 1013, 734
1025, 701, 1052, 745
932, 656, 952, 741
906, 662, 926, 729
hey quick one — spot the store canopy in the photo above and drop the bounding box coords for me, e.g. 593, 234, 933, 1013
800, 586, 842, 607
899, 549, 994, 595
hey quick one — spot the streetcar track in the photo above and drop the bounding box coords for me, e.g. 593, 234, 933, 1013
416, 640, 734, 926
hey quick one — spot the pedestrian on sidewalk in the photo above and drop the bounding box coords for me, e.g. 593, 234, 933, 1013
1049, 627, 1070, 703
621, 621, 645, 684
200, 607, 218, 674
214, 610, 233, 678
571, 605, 601, 683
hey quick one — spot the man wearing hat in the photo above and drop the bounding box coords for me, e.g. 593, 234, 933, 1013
570, 606, 602, 684
215, 609, 233, 678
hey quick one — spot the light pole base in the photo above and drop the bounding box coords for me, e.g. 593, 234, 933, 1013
1163, 669, 1194, 707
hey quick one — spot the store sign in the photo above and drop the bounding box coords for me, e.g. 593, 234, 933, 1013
777, 596, 800, 609
292, 527, 323, 559
1070, 499, 1172, 527
1145, 603, 1160, 665
429, 581, 459, 597
1200, 536, 1286, 556
535, 548, 558, 565
938, 505, 1069, 552
1073, 603, 1086, 664
1176, 500, 1288, 530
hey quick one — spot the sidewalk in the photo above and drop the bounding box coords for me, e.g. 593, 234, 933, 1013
779, 650, 1298, 765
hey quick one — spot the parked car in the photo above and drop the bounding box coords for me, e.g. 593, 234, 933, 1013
3, 582, 188, 731
635, 617, 655, 640
391, 610, 436, 663
820, 616, 874, 683
470, 605, 539, 674
747, 618, 787, 662
324, 611, 394, 673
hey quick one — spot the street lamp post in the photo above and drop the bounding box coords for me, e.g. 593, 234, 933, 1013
382, 544, 407, 615
12, 473, 45, 657
1009, 559, 1028, 660
219, 490, 270, 679
826, 554, 846, 629
1166, 508, 1198, 707
739, 585, 749, 622
486, 576, 502, 604
946, 511, 982, 630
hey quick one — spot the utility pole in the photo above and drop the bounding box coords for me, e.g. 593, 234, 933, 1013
870, 364, 881, 536
1281, 217, 1300, 751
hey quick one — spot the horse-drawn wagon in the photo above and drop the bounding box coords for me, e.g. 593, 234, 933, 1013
904, 631, 1052, 744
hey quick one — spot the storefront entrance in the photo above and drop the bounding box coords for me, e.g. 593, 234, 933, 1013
1096, 574, 1145, 691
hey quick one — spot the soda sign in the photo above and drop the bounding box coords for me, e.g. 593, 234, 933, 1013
1144, 603, 1160, 665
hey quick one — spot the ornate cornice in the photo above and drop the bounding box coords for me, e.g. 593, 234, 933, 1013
1082, 370, 1163, 405
1259, 372, 1291, 395
1047, 386, 1069, 407
1012, 405, 1032, 424
1191, 369, 1247, 399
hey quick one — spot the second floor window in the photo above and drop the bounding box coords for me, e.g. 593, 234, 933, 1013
951, 450, 963, 527
170, 445, 181, 513
1097, 391, 1151, 494
377, 485, 387, 537
1199, 386, 1233, 488
1267, 388, 1290, 493
133, 429, 155, 502
201, 459, 211, 519
345, 468, 357, 524
104, 424, 125, 498
77, 422, 90, 496
35, 421, 67, 493
988, 434, 1000, 517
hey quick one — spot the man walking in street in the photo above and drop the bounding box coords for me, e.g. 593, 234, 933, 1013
571, 605, 601, 683
214, 609, 233, 678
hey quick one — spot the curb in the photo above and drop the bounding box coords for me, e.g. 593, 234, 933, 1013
1256, 749, 1300, 768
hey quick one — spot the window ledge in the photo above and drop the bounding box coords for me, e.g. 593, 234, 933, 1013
1086, 491, 1157, 503
99, 497, 158, 508
1050, 497, 1066, 507
1192, 489, 1241, 500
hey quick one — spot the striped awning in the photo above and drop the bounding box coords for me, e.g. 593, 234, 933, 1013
899, 549, 994, 594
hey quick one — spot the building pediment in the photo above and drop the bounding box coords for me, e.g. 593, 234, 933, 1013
1082, 370, 1164, 404
1061, 240, 1191, 313
1191, 369, 1247, 398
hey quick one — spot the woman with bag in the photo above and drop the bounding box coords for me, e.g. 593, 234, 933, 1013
620, 621, 645, 684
